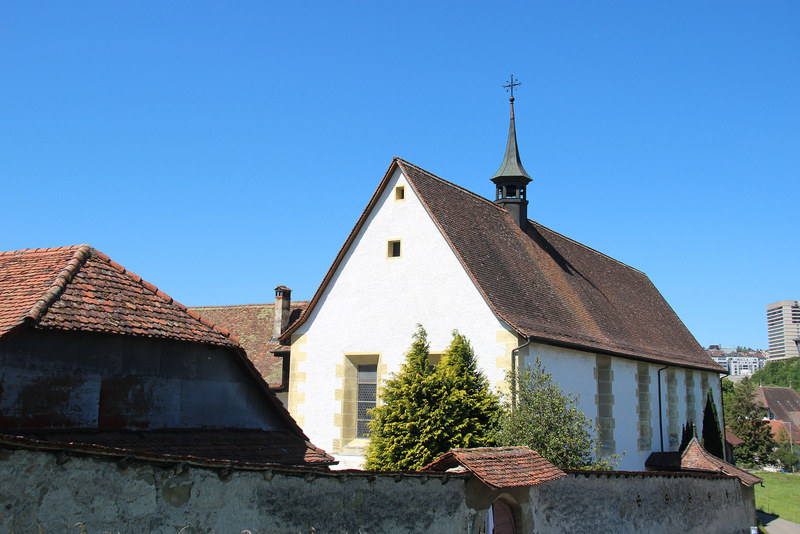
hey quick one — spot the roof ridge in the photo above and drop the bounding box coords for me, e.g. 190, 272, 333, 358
394, 157, 510, 214
395, 158, 646, 277
190, 303, 276, 309
25, 244, 92, 324
0, 245, 83, 257
529, 220, 646, 275
189, 301, 311, 310
86, 249, 239, 341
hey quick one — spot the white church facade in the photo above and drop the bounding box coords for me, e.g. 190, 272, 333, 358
277, 99, 725, 471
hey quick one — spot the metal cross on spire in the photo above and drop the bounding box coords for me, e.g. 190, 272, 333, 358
503, 74, 521, 101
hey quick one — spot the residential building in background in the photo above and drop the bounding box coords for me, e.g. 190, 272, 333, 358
706, 347, 767, 377
754, 385, 800, 445
767, 300, 800, 360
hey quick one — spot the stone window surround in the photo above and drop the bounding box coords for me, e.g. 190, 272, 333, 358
333, 352, 387, 454
594, 355, 616, 456
636, 363, 653, 452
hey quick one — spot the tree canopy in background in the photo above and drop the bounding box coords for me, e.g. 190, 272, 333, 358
494, 356, 617, 470
721, 378, 735, 423
772, 425, 799, 471
363, 326, 500, 471
750, 359, 800, 392
726, 377, 775, 466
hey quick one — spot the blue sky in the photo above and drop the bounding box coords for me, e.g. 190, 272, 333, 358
1, 1, 798, 351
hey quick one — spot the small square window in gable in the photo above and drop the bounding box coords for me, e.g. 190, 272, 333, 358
428, 352, 442, 372
395, 185, 405, 201
387, 240, 401, 258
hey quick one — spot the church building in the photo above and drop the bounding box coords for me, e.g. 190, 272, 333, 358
272, 90, 724, 470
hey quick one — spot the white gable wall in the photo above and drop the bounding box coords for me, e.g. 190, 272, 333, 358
290, 168, 512, 467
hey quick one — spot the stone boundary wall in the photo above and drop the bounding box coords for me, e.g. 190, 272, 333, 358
0, 448, 471, 534
1, 447, 758, 534
527, 470, 756, 534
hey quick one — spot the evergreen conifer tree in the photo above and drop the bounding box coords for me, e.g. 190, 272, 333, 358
679, 421, 696, 453
701, 387, 724, 460
363, 326, 501, 471
431, 331, 500, 451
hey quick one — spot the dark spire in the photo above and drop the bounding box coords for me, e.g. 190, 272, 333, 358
490, 100, 532, 183
491, 75, 531, 230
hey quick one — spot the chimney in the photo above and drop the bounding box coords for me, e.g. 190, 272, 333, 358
272, 285, 292, 340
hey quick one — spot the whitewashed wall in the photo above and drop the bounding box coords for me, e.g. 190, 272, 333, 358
520, 344, 722, 471
292, 168, 510, 467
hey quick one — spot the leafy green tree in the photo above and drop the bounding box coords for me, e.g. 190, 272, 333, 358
727, 377, 774, 466
363, 326, 500, 471
772, 446, 799, 472
494, 356, 616, 470
772, 426, 799, 472
701, 388, 724, 460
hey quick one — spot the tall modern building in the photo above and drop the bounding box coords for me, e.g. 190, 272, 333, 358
767, 300, 800, 360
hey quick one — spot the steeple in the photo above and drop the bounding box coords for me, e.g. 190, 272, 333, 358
491, 75, 531, 231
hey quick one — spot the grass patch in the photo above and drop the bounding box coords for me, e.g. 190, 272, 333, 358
755, 472, 800, 523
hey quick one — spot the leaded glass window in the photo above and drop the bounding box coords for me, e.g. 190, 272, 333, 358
357, 364, 377, 438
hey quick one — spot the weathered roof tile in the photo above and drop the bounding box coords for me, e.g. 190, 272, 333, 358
0, 245, 236, 348
646, 439, 762, 487
189, 303, 307, 386
422, 447, 565, 489
2, 428, 335, 466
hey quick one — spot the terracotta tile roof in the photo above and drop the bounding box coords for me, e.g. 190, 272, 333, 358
766, 420, 800, 443
0, 245, 236, 347
421, 447, 565, 489
283, 158, 722, 373
188, 302, 308, 386
646, 439, 762, 487
1, 428, 335, 466
755, 386, 800, 425
724, 427, 744, 447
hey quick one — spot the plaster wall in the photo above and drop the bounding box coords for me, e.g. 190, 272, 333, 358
0, 448, 471, 534
0, 328, 279, 430
519, 344, 722, 471
291, 168, 511, 466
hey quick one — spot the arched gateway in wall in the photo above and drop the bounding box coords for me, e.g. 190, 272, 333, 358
486, 498, 516, 534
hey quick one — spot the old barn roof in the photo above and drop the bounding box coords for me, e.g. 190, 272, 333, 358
755, 386, 800, 426
2, 428, 334, 467
422, 447, 565, 489
0, 245, 236, 346
282, 158, 722, 373
724, 427, 744, 447
189, 302, 308, 386
0, 245, 326, 454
